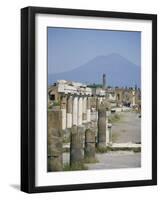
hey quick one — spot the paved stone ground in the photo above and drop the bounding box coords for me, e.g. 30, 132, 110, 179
85, 151, 141, 170
85, 112, 141, 170
112, 112, 141, 143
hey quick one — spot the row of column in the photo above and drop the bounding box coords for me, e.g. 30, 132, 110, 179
61, 95, 91, 130
48, 107, 113, 171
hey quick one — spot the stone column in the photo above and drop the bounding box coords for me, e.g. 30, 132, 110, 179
84, 127, 96, 161
60, 95, 67, 130
72, 96, 78, 126
106, 116, 110, 145
48, 127, 63, 171
78, 96, 83, 125
87, 97, 91, 122
48, 111, 63, 171
108, 123, 112, 144
97, 107, 107, 148
70, 125, 84, 165
66, 95, 72, 128
82, 96, 87, 122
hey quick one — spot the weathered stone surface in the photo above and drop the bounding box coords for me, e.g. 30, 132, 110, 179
108, 123, 112, 144
48, 111, 63, 171
82, 113, 87, 121
97, 107, 107, 148
48, 110, 62, 128
60, 95, 67, 109
48, 156, 62, 172
67, 96, 72, 113
84, 128, 95, 159
66, 96, 72, 128
70, 125, 84, 165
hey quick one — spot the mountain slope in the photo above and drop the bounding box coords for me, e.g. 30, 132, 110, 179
48, 53, 140, 87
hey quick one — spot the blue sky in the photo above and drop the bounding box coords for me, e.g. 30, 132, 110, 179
48, 27, 141, 75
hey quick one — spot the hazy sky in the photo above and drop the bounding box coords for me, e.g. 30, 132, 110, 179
48, 27, 141, 75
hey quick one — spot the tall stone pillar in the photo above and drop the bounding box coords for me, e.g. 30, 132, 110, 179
72, 96, 78, 126
97, 107, 107, 148
60, 95, 67, 130
70, 125, 84, 165
78, 96, 83, 125
82, 96, 87, 122
48, 127, 63, 171
87, 97, 91, 122
66, 95, 72, 128
48, 110, 63, 171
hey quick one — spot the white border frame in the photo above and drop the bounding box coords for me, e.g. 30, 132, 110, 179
35, 14, 152, 187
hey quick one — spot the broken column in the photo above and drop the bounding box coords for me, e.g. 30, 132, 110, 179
106, 116, 110, 146
87, 97, 91, 122
84, 126, 96, 161
66, 95, 72, 128
70, 125, 84, 165
48, 128, 63, 171
108, 123, 112, 144
48, 110, 63, 171
72, 96, 78, 125
97, 107, 107, 148
78, 96, 83, 125
60, 95, 67, 130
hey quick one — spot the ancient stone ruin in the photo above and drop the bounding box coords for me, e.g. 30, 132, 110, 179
47, 75, 141, 171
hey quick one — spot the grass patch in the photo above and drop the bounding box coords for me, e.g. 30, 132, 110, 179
133, 147, 141, 153
112, 132, 119, 143
108, 113, 122, 123
96, 146, 141, 153
63, 162, 88, 171
63, 147, 70, 153
84, 156, 98, 163
63, 136, 70, 143
110, 147, 141, 153
96, 146, 111, 153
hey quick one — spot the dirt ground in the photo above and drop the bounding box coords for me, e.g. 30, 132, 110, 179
111, 111, 141, 143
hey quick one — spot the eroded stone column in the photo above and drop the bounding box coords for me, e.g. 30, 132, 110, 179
78, 96, 83, 125
48, 127, 63, 171
97, 107, 107, 148
60, 95, 67, 130
108, 123, 112, 144
66, 95, 72, 128
70, 125, 84, 165
87, 97, 91, 122
106, 116, 110, 145
72, 96, 78, 126
84, 126, 96, 160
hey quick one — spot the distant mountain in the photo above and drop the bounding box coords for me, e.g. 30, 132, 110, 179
48, 53, 140, 87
